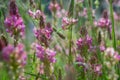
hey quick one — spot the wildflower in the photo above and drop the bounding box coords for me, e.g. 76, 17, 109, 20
76, 35, 92, 49
76, 54, 84, 64
46, 48, 56, 63
114, 12, 120, 21
4, 0, 25, 37
2, 44, 27, 67
95, 18, 111, 28
35, 43, 45, 61
100, 45, 105, 52
28, 9, 46, 20
2, 45, 14, 61
95, 10, 111, 28
56, 9, 68, 18
94, 64, 102, 75
33, 24, 53, 41
62, 17, 78, 30
76, 38, 83, 49
35, 43, 56, 63
104, 47, 120, 64
78, 8, 87, 18
48, 1, 60, 12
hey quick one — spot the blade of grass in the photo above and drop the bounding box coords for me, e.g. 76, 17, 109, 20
109, 0, 116, 49
68, 0, 74, 65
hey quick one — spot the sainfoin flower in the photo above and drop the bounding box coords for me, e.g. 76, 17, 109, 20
35, 43, 56, 63
62, 17, 78, 30
76, 54, 84, 64
2, 44, 27, 67
94, 18, 111, 28
94, 10, 111, 28
56, 9, 68, 18
48, 1, 60, 12
105, 47, 120, 61
76, 35, 92, 49
33, 24, 53, 40
28, 9, 46, 20
93, 64, 102, 75
4, 0, 25, 37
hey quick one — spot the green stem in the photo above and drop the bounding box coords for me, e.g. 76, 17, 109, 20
68, 25, 73, 64
86, 0, 97, 44
68, 0, 74, 65
109, 0, 116, 49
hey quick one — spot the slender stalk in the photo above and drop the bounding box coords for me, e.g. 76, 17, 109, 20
68, 25, 73, 64
109, 0, 116, 49
86, 0, 97, 44
68, 0, 74, 65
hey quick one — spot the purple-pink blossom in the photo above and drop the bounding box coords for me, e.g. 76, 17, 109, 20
28, 10, 46, 20
76, 35, 92, 49
34, 43, 56, 63
105, 47, 120, 61
33, 24, 53, 41
4, 1, 25, 37
48, 2, 60, 12
95, 18, 111, 28
94, 64, 102, 75
2, 43, 27, 67
62, 17, 78, 30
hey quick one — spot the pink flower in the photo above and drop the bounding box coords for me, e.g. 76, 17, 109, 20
62, 17, 78, 30
56, 9, 68, 18
76, 38, 83, 49
49, 2, 60, 12
105, 47, 120, 61
35, 43, 56, 63
2, 45, 14, 61
2, 44, 27, 67
33, 23, 53, 41
4, 1, 25, 37
94, 64, 102, 75
35, 44, 45, 61
114, 12, 120, 21
46, 48, 56, 63
76, 35, 92, 49
100, 45, 105, 52
28, 10, 46, 20
76, 54, 84, 63
86, 35, 92, 46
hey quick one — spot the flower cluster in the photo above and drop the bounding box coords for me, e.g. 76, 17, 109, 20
75, 54, 84, 66
28, 10, 46, 20
104, 47, 120, 80
78, 8, 87, 17
94, 10, 111, 28
62, 17, 78, 30
33, 23, 53, 41
104, 47, 120, 62
114, 12, 120, 21
94, 18, 111, 28
56, 9, 68, 18
35, 43, 56, 63
4, 0, 25, 37
48, 1, 60, 12
76, 35, 92, 49
93, 64, 102, 75
2, 44, 27, 67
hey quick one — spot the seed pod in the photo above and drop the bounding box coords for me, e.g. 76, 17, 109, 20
0, 35, 8, 51
98, 31, 101, 44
